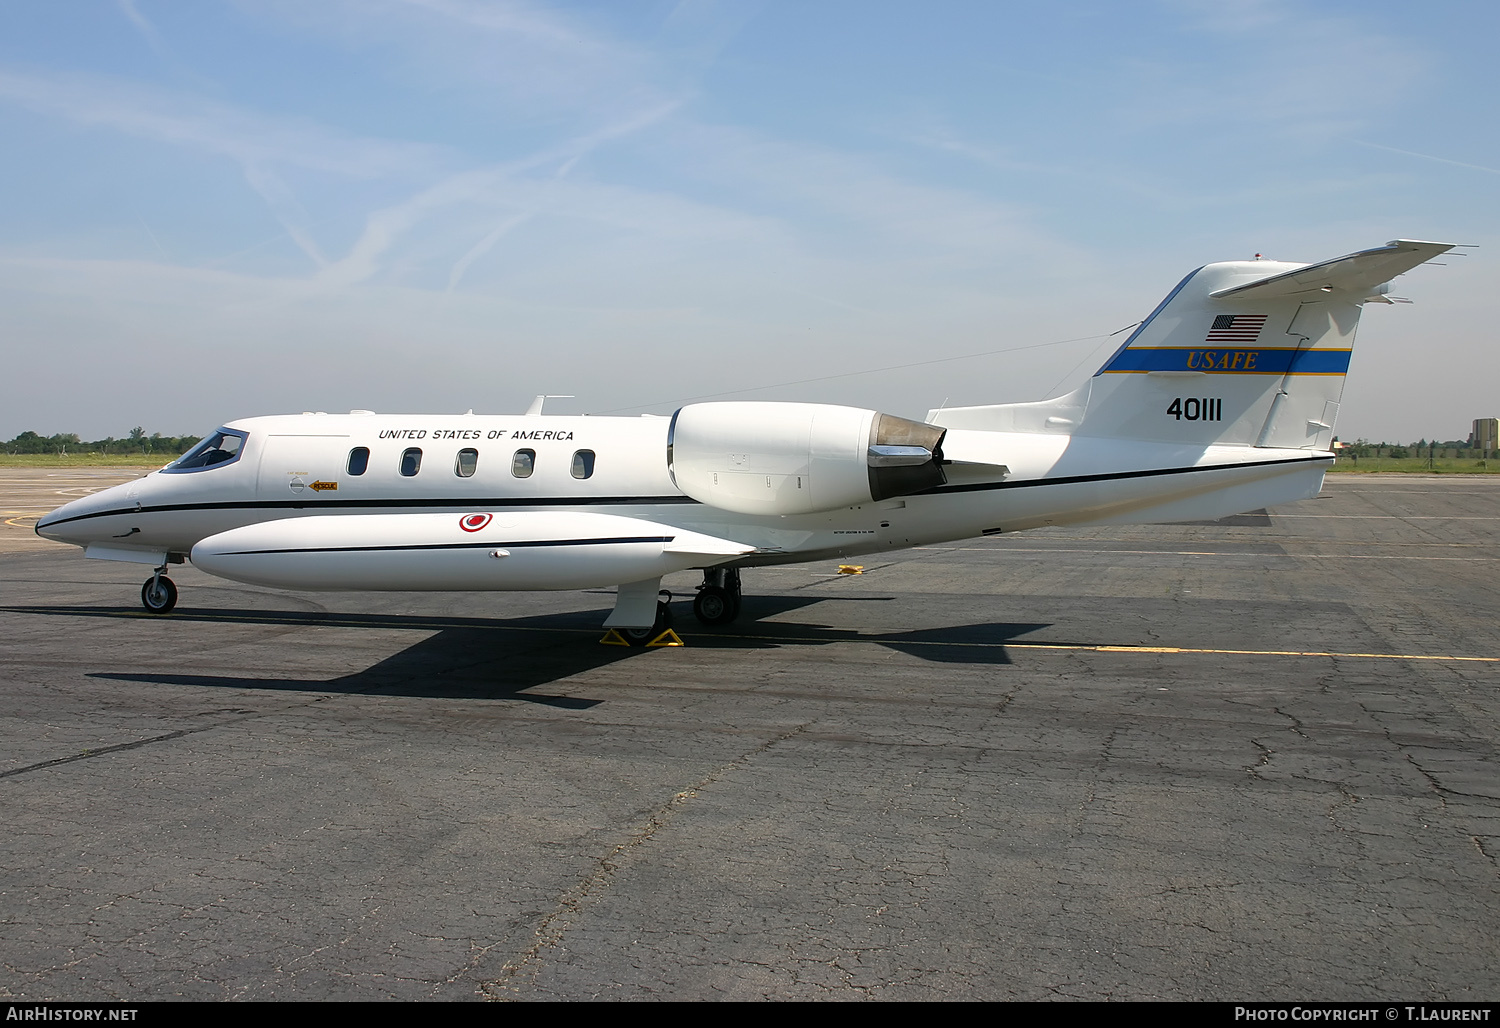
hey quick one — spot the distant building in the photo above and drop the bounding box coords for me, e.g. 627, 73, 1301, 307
1474, 418, 1499, 453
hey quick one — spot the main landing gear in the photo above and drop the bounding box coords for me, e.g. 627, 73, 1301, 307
693, 567, 742, 626
621, 590, 674, 646
615, 568, 742, 645
141, 566, 177, 614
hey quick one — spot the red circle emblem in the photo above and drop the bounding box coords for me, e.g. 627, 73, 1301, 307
459, 513, 493, 533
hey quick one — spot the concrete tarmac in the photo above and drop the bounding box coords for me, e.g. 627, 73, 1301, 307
1, 470, 1497, 1001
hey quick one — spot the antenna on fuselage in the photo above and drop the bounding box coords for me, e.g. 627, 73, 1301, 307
525, 395, 574, 416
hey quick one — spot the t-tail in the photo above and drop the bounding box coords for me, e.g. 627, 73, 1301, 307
933, 239, 1454, 449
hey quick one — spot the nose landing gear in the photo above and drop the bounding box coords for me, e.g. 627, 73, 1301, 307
693, 567, 742, 626
141, 567, 177, 614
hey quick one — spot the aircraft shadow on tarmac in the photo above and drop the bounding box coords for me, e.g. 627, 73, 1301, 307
7, 595, 1051, 705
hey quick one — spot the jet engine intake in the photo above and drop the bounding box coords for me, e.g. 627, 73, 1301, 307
668, 402, 946, 516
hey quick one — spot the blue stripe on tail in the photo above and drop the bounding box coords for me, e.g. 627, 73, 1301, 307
1101, 347, 1352, 375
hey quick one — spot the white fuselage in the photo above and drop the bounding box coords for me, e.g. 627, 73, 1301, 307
37, 410, 1330, 584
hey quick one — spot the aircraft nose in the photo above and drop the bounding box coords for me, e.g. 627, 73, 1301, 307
35, 495, 93, 542
35, 480, 137, 544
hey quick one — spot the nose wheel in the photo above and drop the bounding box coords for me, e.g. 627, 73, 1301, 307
141, 570, 178, 614
693, 567, 742, 626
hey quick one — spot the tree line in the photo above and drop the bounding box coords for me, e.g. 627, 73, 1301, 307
1338, 438, 1492, 459
4, 428, 202, 456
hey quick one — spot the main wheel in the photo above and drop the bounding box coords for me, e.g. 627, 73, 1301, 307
622, 600, 673, 647
693, 586, 740, 626
141, 576, 178, 614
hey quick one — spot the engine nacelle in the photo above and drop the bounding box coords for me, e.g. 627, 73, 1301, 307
667, 402, 946, 516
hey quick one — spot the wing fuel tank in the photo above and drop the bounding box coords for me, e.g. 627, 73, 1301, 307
191, 511, 753, 592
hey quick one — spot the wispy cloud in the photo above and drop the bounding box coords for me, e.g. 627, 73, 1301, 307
250, 0, 677, 124
904, 129, 1181, 206
241, 165, 329, 268
1114, 0, 1424, 134
658, 122, 1071, 263
318, 100, 683, 288
0, 67, 448, 270
445, 213, 531, 292
1346, 139, 1500, 177
115, 0, 169, 58
0, 68, 446, 178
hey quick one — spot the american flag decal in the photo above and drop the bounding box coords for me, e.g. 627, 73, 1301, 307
1206, 314, 1267, 343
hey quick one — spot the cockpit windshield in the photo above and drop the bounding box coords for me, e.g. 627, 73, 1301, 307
162, 428, 248, 473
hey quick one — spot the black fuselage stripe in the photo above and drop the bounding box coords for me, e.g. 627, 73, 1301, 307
922, 454, 1329, 495
38, 494, 698, 529
221, 535, 675, 556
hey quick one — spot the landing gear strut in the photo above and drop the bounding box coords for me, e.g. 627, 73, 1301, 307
621, 590, 674, 646
693, 567, 742, 626
141, 566, 177, 614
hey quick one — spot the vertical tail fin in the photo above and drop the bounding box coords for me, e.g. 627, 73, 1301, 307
1077, 240, 1452, 449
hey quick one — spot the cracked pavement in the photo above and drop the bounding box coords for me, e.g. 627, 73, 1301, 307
1, 471, 1497, 1000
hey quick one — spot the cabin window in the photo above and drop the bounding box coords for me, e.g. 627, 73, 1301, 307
455, 448, 478, 478
570, 449, 595, 480
347, 447, 370, 476
400, 448, 422, 477
162, 428, 248, 474
511, 449, 535, 479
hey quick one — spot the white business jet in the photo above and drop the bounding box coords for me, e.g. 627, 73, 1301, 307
37, 239, 1452, 643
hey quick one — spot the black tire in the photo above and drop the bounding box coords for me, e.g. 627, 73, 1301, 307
622, 600, 672, 647
141, 576, 178, 614
621, 626, 654, 647
693, 586, 740, 626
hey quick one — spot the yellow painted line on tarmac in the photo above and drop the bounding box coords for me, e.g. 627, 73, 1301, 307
940, 546, 1500, 561
1079, 644, 1500, 663
725, 636, 1500, 663
712, 633, 1499, 662
1300, 554, 1500, 561
1274, 514, 1500, 520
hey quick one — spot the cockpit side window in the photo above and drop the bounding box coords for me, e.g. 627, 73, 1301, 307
162, 429, 249, 474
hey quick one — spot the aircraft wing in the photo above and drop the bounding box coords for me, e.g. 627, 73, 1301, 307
1209, 239, 1454, 300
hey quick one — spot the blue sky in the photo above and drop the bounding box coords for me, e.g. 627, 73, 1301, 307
1, 0, 1495, 443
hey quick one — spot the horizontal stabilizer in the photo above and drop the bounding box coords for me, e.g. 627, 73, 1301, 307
1209, 239, 1453, 300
